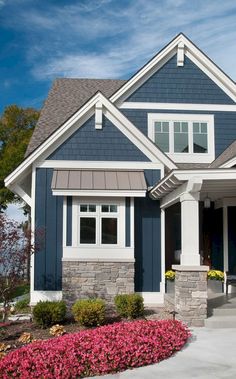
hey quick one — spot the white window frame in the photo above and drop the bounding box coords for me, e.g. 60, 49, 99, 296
148, 113, 215, 163
62, 197, 135, 260
78, 201, 121, 247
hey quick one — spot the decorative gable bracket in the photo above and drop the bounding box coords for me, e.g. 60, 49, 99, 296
177, 42, 185, 66
95, 101, 103, 129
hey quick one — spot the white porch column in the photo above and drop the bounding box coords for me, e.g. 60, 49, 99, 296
180, 192, 200, 266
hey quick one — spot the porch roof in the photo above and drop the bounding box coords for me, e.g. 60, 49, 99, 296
51, 169, 147, 197
150, 168, 236, 202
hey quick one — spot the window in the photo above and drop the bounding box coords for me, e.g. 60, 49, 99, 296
148, 113, 214, 163
78, 202, 119, 246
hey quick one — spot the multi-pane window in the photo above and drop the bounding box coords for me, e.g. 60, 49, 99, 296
79, 203, 118, 246
193, 122, 208, 153
151, 116, 211, 155
154, 121, 169, 152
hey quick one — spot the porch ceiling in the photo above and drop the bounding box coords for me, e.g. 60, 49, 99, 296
200, 179, 236, 201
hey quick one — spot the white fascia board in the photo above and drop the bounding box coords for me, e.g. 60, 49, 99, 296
112, 33, 236, 105
174, 169, 236, 181
37, 160, 163, 170
120, 102, 236, 112
5, 92, 174, 188
52, 189, 147, 197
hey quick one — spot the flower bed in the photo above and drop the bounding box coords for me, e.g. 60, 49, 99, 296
0, 320, 190, 378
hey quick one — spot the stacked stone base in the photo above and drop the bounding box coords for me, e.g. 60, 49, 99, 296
172, 265, 208, 327
62, 260, 134, 308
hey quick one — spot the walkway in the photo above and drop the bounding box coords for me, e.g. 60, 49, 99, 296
93, 327, 236, 379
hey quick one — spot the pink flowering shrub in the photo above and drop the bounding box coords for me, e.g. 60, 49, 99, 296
0, 320, 190, 378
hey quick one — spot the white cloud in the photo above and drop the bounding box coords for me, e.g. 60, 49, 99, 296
4, 0, 236, 80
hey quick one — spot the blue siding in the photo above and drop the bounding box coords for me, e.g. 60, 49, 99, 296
122, 109, 236, 158
228, 207, 236, 273
35, 168, 63, 290
144, 169, 161, 187
134, 196, 161, 292
127, 55, 234, 104
125, 197, 131, 247
66, 196, 72, 246
48, 115, 149, 161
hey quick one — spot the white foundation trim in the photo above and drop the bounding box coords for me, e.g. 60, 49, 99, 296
172, 265, 209, 271
30, 291, 62, 305
120, 102, 236, 112
138, 292, 164, 305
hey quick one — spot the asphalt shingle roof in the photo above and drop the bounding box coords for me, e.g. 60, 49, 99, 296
26, 78, 126, 156
210, 140, 236, 168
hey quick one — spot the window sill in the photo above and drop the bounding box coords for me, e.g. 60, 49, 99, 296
166, 152, 214, 163
63, 246, 134, 260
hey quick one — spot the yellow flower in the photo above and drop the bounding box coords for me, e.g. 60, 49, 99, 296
165, 270, 175, 281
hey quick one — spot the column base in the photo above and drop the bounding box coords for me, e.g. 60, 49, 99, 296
172, 265, 209, 327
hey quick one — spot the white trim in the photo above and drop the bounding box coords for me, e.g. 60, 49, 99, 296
5, 92, 175, 189
30, 291, 62, 305
160, 208, 165, 293
30, 166, 36, 303
63, 197, 67, 247
62, 257, 135, 262
130, 197, 134, 248
148, 113, 215, 163
37, 160, 164, 170
177, 42, 185, 66
11, 184, 32, 207
215, 197, 236, 208
63, 247, 134, 260
52, 190, 147, 197
95, 101, 103, 129
220, 156, 236, 168
120, 102, 236, 112
223, 206, 229, 272
138, 292, 164, 305
112, 33, 236, 105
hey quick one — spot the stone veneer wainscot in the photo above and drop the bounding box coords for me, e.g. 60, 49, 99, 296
62, 259, 135, 307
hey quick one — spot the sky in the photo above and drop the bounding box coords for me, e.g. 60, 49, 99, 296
1, 0, 236, 115
1, 0, 236, 221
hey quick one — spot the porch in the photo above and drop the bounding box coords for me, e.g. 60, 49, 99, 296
150, 168, 236, 325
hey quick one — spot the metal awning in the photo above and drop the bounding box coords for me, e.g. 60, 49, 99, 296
51, 169, 147, 197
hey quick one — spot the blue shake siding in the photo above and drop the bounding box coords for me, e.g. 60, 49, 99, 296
127, 54, 234, 104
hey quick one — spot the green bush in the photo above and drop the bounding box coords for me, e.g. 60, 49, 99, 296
114, 294, 144, 319
72, 299, 106, 327
15, 297, 30, 313
33, 301, 66, 328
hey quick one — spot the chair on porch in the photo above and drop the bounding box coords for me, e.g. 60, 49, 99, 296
226, 272, 236, 295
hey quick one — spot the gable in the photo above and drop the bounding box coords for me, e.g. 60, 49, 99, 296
126, 55, 234, 105
48, 115, 150, 162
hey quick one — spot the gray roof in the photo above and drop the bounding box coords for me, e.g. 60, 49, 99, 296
51, 169, 147, 191
26, 78, 126, 156
210, 140, 236, 168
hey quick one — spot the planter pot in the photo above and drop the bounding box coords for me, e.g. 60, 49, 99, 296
208, 280, 223, 294
166, 280, 175, 294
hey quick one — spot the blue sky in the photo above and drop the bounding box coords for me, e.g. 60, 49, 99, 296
1, 0, 236, 114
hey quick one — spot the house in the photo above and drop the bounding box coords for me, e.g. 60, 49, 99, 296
5, 33, 236, 326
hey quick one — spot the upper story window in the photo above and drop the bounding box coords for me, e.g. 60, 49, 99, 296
148, 113, 214, 163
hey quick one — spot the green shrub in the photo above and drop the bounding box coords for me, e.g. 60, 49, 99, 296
72, 299, 106, 327
114, 294, 144, 319
15, 297, 30, 313
33, 301, 66, 328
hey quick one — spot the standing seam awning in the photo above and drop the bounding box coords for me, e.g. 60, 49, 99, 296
51, 169, 147, 196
